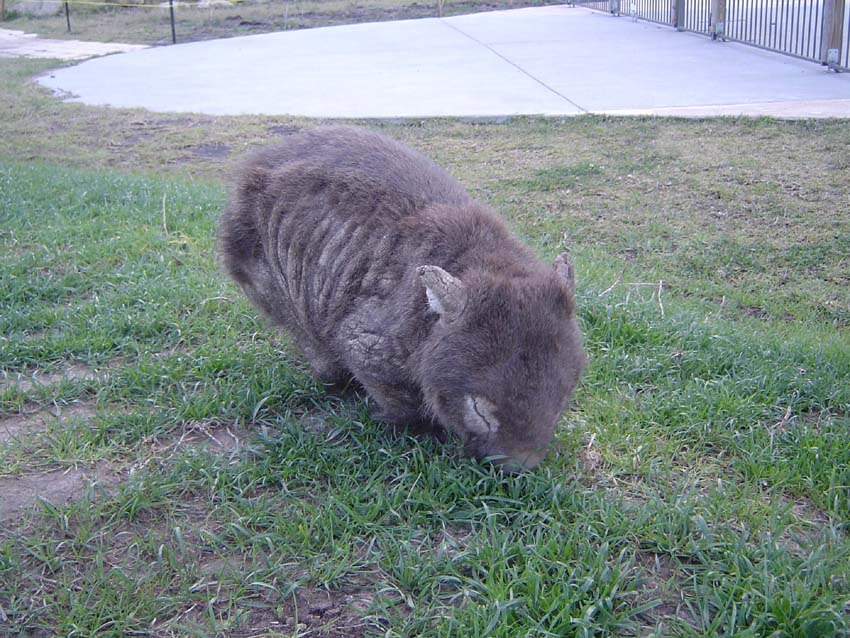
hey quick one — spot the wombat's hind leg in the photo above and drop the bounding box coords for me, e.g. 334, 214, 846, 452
302, 344, 359, 395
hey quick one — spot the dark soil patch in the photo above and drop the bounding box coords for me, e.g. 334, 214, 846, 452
173, 582, 376, 637
193, 142, 232, 158
270, 586, 375, 638
267, 123, 303, 137
633, 551, 697, 632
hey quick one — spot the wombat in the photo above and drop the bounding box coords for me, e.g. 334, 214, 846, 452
217, 125, 584, 470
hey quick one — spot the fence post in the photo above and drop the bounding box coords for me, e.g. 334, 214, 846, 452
674, 0, 686, 29
710, 0, 726, 39
1, 0, 5, 22
821, 0, 846, 69
169, 0, 176, 44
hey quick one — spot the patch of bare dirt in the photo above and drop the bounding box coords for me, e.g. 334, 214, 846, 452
0, 461, 121, 524
169, 580, 376, 638
0, 420, 247, 526
633, 551, 697, 633
0, 363, 106, 393
252, 587, 375, 638
193, 142, 231, 158
0, 400, 97, 447
770, 491, 837, 555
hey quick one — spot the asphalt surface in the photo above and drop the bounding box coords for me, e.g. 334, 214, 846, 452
29, 6, 850, 117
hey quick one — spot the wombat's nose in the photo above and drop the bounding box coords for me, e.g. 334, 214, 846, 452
489, 448, 546, 473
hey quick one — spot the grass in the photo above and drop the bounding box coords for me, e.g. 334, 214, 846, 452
2, 0, 565, 45
1, 11, 850, 637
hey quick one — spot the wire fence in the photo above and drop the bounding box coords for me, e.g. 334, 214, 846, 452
574, 0, 848, 70
0, 0, 228, 43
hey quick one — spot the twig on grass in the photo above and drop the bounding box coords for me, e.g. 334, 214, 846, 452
162, 191, 169, 236
657, 279, 665, 318
770, 404, 794, 452
599, 269, 625, 296
601, 272, 666, 317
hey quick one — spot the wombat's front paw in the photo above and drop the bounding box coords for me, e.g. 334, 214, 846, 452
371, 403, 441, 439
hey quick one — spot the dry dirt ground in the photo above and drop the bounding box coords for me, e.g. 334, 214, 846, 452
0, 363, 243, 523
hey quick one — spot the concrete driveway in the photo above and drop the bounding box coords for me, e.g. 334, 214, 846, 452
33, 6, 850, 118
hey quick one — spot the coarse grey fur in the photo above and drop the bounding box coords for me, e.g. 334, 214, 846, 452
217, 125, 584, 470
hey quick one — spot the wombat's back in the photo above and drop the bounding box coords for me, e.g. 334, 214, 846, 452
219, 127, 470, 277
216, 125, 477, 350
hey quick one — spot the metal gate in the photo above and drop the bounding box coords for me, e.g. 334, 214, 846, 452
575, 0, 849, 71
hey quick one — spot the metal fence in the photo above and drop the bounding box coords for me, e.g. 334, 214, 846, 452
575, 0, 849, 70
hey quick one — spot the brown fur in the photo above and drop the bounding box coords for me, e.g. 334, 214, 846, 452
217, 125, 584, 470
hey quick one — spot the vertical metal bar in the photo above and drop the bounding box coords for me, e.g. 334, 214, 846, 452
737, 0, 744, 39
728, 0, 735, 38
754, 0, 760, 42
170, 0, 176, 44
761, 0, 769, 46
844, 0, 850, 69
781, 0, 788, 53
768, 0, 773, 46
749, 0, 756, 41
811, 0, 819, 57
747, 0, 754, 42
807, 0, 816, 56
64, 0, 71, 32
769, 0, 776, 48
768, 0, 774, 46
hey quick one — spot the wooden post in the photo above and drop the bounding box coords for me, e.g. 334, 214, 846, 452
821, 0, 846, 68
710, 0, 726, 39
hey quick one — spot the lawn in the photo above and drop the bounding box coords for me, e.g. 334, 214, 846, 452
1, 13, 849, 637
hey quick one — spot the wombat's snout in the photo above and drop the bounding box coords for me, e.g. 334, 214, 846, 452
473, 447, 547, 474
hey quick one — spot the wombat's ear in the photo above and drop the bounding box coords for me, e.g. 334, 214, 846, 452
553, 252, 577, 299
417, 265, 467, 320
